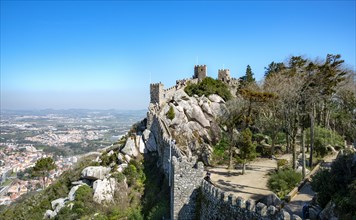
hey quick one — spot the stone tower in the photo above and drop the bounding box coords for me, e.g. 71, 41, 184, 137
218, 69, 231, 83
193, 65, 207, 82
150, 83, 164, 106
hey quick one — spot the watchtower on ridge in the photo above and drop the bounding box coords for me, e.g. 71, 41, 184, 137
218, 69, 231, 83
193, 65, 207, 82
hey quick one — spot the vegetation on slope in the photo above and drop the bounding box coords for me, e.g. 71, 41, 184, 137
311, 151, 356, 218
216, 54, 354, 169
184, 77, 232, 101
0, 151, 169, 220
0, 155, 98, 219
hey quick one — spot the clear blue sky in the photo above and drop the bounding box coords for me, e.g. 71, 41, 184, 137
1, 1, 355, 110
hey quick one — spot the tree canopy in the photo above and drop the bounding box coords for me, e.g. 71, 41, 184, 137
33, 157, 56, 189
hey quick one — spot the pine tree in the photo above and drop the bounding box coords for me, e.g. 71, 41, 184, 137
245, 65, 255, 83
237, 128, 257, 175
33, 157, 56, 189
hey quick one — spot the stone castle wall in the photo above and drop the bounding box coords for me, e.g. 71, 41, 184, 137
150, 114, 183, 175
149, 112, 296, 220
149, 113, 206, 220
171, 156, 204, 220
200, 180, 293, 220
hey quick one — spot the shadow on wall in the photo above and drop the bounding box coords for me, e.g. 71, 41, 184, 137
178, 188, 200, 220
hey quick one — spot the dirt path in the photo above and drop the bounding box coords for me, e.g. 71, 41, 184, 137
207, 157, 278, 201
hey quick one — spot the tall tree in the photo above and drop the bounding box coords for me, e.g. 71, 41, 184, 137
264, 61, 286, 78
245, 65, 255, 83
259, 73, 286, 156
33, 157, 56, 189
236, 128, 257, 175
238, 65, 256, 90
316, 54, 347, 127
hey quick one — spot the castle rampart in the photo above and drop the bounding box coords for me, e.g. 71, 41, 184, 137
171, 156, 204, 220
149, 112, 297, 220
200, 180, 293, 220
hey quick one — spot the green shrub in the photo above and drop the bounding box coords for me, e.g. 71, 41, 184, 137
267, 169, 302, 199
112, 172, 126, 183
100, 152, 118, 166
212, 137, 230, 165
277, 159, 288, 170
123, 160, 145, 191
306, 126, 344, 157
147, 201, 169, 220
253, 133, 270, 144
75, 185, 93, 202
167, 106, 175, 120
184, 77, 232, 101
311, 152, 356, 215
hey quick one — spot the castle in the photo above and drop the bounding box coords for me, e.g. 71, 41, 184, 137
147, 65, 294, 219
150, 65, 238, 106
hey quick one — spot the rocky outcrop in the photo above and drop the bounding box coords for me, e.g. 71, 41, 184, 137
208, 94, 225, 103
93, 178, 117, 204
68, 185, 82, 201
147, 90, 227, 165
136, 135, 146, 154
44, 210, 56, 219
81, 166, 111, 180
185, 104, 210, 128
121, 137, 139, 157
51, 197, 67, 213
318, 201, 338, 220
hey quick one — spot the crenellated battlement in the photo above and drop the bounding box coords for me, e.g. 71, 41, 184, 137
218, 69, 231, 83
200, 180, 291, 220
194, 65, 207, 82
149, 65, 240, 107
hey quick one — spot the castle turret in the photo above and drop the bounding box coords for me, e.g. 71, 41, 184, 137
150, 82, 164, 106
193, 65, 207, 82
218, 69, 231, 83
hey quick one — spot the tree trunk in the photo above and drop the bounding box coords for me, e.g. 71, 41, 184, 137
42, 176, 46, 190
228, 145, 233, 169
271, 134, 276, 157
292, 137, 296, 170
242, 161, 246, 175
301, 127, 306, 178
286, 133, 290, 153
309, 112, 315, 168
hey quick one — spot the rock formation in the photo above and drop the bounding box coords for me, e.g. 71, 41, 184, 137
93, 178, 117, 204
81, 166, 111, 180
148, 90, 227, 164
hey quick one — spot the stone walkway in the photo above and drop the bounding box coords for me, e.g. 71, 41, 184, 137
284, 153, 338, 217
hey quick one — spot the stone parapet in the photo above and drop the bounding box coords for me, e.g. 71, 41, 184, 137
200, 180, 290, 220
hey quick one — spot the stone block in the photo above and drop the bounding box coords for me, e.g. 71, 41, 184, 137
245, 199, 255, 211
227, 194, 234, 205
255, 202, 267, 216
267, 205, 277, 215
236, 196, 245, 208
220, 192, 225, 201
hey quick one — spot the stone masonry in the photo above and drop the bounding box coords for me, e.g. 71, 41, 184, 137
150, 112, 295, 220
194, 65, 207, 82
200, 180, 293, 220
218, 69, 231, 83
171, 156, 204, 220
